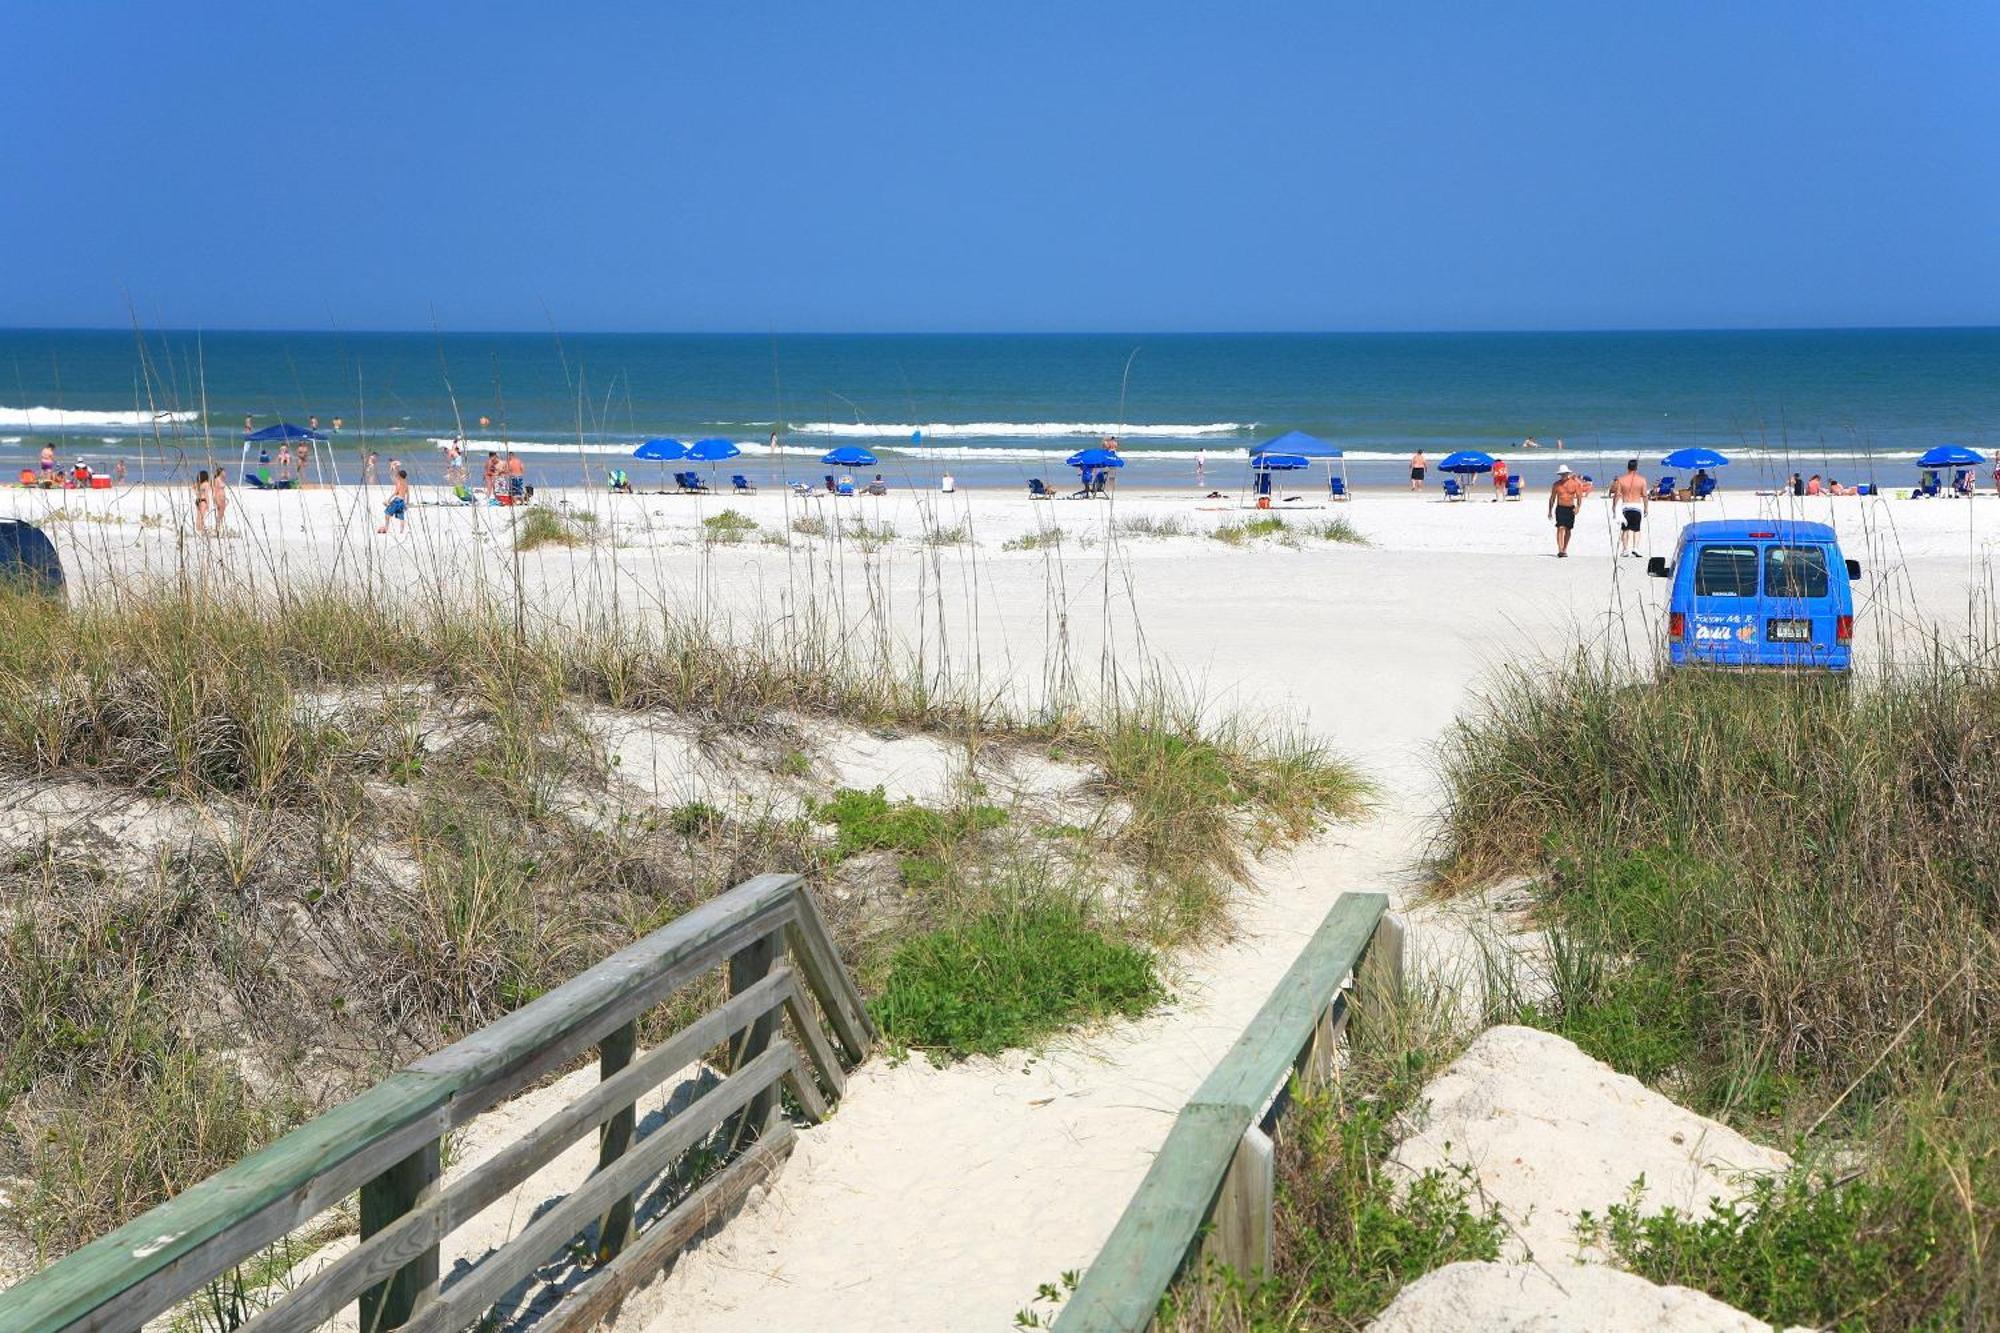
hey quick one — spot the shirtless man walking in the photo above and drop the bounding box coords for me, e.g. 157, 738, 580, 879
1547, 463, 1587, 558
1609, 457, 1650, 558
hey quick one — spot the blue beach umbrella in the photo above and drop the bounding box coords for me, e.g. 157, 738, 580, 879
1918, 444, 1984, 469
686, 437, 742, 463
1438, 450, 1496, 475
1065, 448, 1125, 469
633, 437, 687, 461
1661, 447, 1730, 470
822, 445, 878, 467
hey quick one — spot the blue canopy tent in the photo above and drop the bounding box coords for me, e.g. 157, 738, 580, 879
240, 421, 335, 488
1249, 429, 1347, 503
1065, 447, 1123, 498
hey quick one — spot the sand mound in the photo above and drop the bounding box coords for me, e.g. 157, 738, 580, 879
1389, 1026, 1791, 1261
1369, 1261, 1802, 1332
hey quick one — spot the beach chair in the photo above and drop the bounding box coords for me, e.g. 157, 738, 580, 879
1255, 471, 1274, 498
1917, 471, 1941, 497
1505, 475, 1522, 500
1954, 469, 1974, 496
1027, 478, 1052, 499
1442, 478, 1463, 500
1654, 476, 1675, 501
1693, 475, 1717, 500
732, 474, 756, 494
1858, 483, 1876, 497
1328, 475, 1349, 501
836, 477, 855, 497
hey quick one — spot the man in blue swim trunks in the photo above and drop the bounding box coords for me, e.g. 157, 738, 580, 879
376, 468, 410, 534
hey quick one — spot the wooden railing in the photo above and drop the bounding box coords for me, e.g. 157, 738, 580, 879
0, 872, 873, 1333
1054, 891, 1400, 1331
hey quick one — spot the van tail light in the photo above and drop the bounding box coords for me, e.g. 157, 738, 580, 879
1669, 612, 1686, 641
1836, 615, 1854, 644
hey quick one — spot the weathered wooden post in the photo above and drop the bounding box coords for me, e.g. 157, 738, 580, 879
358, 1140, 441, 1331
594, 1019, 639, 1260
1208, 1125, 1275, 1279
1352, 914, 1406, 1052
725, 931, 780, 1147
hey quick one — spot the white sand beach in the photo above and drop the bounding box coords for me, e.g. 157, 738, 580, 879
7, 480, 1995, 1329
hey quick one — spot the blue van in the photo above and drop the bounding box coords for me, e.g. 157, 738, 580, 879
1647, 520, 1858, 670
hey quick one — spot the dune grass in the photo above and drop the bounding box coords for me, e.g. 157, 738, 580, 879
1430, 654, 2000, 1328
513, 507, 586, 551
0, 577, 1364, 1258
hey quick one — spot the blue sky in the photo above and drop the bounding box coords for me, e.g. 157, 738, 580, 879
2, 1, 1995, 332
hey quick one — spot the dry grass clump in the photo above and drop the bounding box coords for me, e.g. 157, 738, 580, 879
1430, 653, 2000, 1328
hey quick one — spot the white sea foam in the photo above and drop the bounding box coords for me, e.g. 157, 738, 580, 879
786, 421, 1253, 440
0, 405, 197, 429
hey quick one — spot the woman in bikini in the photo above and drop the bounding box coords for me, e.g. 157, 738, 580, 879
193, 469, 211, 535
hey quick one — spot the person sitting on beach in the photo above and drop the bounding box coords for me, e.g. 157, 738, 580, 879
865, 474, 888, 496
1828, 478, 1849, 496
1790, 472, 1805, 497
1806, 474, 1823, 496
376, 468, 411, 534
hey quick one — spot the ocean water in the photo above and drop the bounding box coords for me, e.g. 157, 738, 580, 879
2, 328, 1995, 489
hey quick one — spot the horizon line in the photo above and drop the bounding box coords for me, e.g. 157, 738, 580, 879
2, 322, 1998, 339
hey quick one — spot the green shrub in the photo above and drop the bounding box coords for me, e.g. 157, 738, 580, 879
816, 786, 1006, 860
872, 903, 1162, 1059
514, 508, 584, 551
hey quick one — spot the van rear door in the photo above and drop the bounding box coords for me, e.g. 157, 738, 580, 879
1684, 541, 1761, 665
1759, 542, 1833, 668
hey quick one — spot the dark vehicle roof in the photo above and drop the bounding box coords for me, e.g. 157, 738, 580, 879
0, 519, 64, 593
1679, 519, 1838, 543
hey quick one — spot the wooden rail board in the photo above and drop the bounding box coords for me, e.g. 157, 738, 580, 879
0, 871, 873, 1333
1055, 892, 1391, 1332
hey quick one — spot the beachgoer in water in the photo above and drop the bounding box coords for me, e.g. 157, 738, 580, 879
1548, 464, 1586, 558
1409, 450, 1427, 492
363, 452, 379, 486
1609, 457, 1649, 557
1492, 456, 1509, 501
377, 468, 410, 534
210, 466, 229, 532
1195, 449, 1207, 485
243, 415, 253, 434
193, 470, 211, 535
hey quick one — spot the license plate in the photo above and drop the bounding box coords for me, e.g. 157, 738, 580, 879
1768, 619, 1811, 642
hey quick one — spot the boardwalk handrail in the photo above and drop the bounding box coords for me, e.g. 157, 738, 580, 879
0, 871, 874, 1333
1055, 891, 1400, 1331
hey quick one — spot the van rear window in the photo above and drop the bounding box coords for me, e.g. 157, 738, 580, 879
1765, 545, 1830, 599
1693, 545, 1759, 597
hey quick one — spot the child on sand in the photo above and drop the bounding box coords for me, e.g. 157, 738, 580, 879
376, 468, 410, 534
